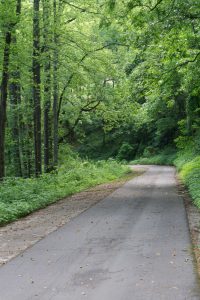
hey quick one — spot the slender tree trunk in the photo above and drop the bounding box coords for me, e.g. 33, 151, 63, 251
9, 0, 22, 177
33, 0, 42, 176
21, 74, 35, 178
25, 123, 34, 178
22, 119, 34, 178
43, 0, 52, 172
186, 97, 192, 135
44, 63, 52, 173
9, 79, 22, 177
53, 0, 60, 168
0, 31, 12, 180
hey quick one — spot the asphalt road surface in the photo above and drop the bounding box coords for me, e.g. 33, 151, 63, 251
0, 165, 200, 300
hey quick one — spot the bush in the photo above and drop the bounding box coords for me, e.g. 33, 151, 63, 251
117, 142, 135, 161
143, 146, 156, 158
175, 153, 200, 208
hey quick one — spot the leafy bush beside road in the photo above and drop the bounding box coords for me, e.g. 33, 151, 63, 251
174, 139, 200, 209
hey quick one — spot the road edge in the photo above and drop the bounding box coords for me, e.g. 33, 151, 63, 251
176, 174, 200, 279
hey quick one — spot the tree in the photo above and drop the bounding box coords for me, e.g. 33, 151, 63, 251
42, 0, 52, 172
9, 0, 22, 177
0, 0, 21, 180
52, 0, 60, 168
33, 0, 42, 176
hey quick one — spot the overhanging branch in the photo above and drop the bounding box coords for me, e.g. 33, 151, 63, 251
57, 42, 128, 121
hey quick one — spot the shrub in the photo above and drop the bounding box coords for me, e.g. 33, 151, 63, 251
176, 155, 200, 208
143, 146, 156, 158
117, 142, 135, 161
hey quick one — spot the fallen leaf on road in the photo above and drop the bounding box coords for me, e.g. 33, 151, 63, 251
172, 250, 176, 256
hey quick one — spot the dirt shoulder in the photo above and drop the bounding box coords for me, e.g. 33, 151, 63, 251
177, 177, 200, 278
0, 172, 141, 266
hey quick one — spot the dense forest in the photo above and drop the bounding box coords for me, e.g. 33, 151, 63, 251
0, 0, 200, 223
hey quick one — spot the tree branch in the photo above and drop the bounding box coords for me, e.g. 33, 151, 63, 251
150, 0, 164, 11
66, 17, 76, 23
57, 41, 128, 121
81, 99, 101, 112
173, 52, 200, 70
62, 0, 102, 15
57, 74, 74, 121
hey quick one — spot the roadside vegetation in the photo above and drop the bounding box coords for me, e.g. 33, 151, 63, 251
178, 156, 200, 209
175, 136, 200, 209
131, 147, 177, 166
0, 147, 130, 225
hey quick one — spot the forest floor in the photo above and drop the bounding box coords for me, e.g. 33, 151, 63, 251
0, 171, 140, 266
0, 165, 199, 300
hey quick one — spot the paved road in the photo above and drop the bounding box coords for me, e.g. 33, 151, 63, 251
0, 166, 199, 300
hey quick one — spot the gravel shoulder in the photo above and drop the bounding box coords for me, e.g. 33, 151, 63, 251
0, 172, 140, 266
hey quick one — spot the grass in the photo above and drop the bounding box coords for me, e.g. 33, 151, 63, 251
173, 136, 200, 209
174, 150, 200, 209
0, 158, 130, 226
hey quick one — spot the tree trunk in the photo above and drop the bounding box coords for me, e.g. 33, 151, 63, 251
33, 0, 42, 176
53, 0, 60, 168
9, 78, 22, 177
0, 31, 12, 180
9, 0, 22, 177
43, 0, 52, 172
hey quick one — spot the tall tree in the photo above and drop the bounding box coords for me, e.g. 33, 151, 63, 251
9, 0, 22, 177
53, 0, 60, 168
42, 0, 52, 172
0, 0, 20, 180
0, 32, 12, 180
33, 0, 42, 176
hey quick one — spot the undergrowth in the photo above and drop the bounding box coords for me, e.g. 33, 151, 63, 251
0, 152, 130, 226
130, 148, 176, 166
174, 137, 200, 209
178, 156, 200, 208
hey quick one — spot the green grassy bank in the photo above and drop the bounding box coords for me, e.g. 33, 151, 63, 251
0, 155, 130, 226
175, 147, 200, 209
